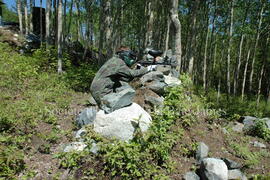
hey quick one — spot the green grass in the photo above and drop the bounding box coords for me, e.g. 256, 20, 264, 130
0, 42, 77, 178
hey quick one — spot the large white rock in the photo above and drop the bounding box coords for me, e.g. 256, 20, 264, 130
200, 158, 228, 180
164, 75, 181, 87
94, 103, 152, 141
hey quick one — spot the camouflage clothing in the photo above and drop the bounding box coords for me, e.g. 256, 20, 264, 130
90, 55, 148, 106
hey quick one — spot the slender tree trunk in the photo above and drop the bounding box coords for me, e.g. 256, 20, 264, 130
257, 37, 269, 106
57, 0, 63, 73
164, 16, 171, 53
233, 34, 245, 95
170, 0, 182, 73
29, 0, 34, 32
46, 0, 52, 48
241, 49, 251, 101
104, 0, 112, 57
145, 1, 154, 48
268, 86, 270, 105
217, 78, 221, 103
63, 0, 67, 43
249, 2, 265, 93
40, 0, 43, 42
17, 0, 23, 34
24, 0, 29, 35
67, 0, 73, 36
227, 0, 234, 95
187, 1, 197, 75
75, 0, 81, 41
256, 63, 265, 107
203, 17, 211, 91
213, 42, 217, 70
98, 0, 105, 66
53, 0, 58, 46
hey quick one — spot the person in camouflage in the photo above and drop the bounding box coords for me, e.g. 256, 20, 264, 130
90, 47, 150, 113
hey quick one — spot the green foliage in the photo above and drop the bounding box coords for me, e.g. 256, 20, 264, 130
63, 63, 98, 92
203, 88, 270, 119
2, 5, 18, 22
252, 174, 270, 180
54, 151, 86, 169
248, 120, 270, 141
229, 142, 269, 167
0, 43, 75, 178
0, 145, 25, 178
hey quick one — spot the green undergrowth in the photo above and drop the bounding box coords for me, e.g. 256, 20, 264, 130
57, 74, 220, 179
201, 88, 270, 119
0, 42, 81, 178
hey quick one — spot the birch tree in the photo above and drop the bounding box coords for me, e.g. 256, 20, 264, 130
17, 0, 23, 34
249, 2, 265, 93
226, 0, 234, 95
170, 0, 182, 73
57, 0, 63, 73
24, 0, 29, 35
46, 0, 52, 48
29, 0, 34, 32
241, 49, 251, 101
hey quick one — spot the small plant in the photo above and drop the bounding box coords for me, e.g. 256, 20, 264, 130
54, 151, 87, 169
229, 142, 268, 167
0, 145, 25, 178
248, 120, 270, 141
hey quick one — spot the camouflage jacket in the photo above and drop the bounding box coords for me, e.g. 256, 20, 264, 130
90, 56, 148, 104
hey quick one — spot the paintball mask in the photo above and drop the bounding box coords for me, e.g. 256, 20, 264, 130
117, 50, 137, 67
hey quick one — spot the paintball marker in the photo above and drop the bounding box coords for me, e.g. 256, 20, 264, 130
137, 49, 177, 66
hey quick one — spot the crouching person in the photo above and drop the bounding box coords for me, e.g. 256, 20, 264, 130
90, 46, 151, 113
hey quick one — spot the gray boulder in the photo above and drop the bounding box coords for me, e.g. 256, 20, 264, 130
232, 122, 244, 132
75, 128, 87, 141
140, 71, 167, 95
89, 96, 98, 106
221, 158, 242, 169
164, 75, 181, 87
94, 103, 152, 141
262, 118, 270, 129
156, 65, 171, 75
100, 87, 135, 114
200, 158, 228, 180
146, 81, 167, 95
228, 169, 247, 180
183, 171, 200, 180
196, 142, 209, 162
64, 142, 87, 152
90, 142, 99, 154
140, 71, 165, 84
76, 107, 97, 127
145, 94, 164, 108
250, 141, 266, 148
242, 116, 258, 130
242, 116, 270, 132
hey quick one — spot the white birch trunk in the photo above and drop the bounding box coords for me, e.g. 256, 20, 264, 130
170, 0, 182, 73
256, 63, 265, 107
24, 0, 29, 35
249, 3, 265, 92
46, 0, 52, 48
165, 16, 171, 53
233, 34, 245, 95
57, 0, 63, 73
227, 0, 234, 95
17, 0, 23, 34
29, 0, 34, 32
241, 49, 251, 101
203, 17, 211, 91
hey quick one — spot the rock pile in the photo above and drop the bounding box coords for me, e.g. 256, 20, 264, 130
64, 68, 181, 153
184, 142, 247, 180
